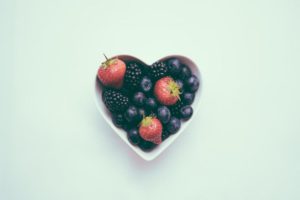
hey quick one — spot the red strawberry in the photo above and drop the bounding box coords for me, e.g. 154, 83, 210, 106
139, 116, 163, 144
154, 76, 180, 106
97, 55, 126, 89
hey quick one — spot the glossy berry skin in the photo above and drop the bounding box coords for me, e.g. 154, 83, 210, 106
98, 58, 126, 89
139, 117, 163, 144
182, 92, 195, 105
180, 105, 193, 120
166, 58, 181, 77
175, 79, 184, 93
135, 108, 144, 124
112, 113, 125, 128
157, 106, 171, 124
154, 77, 180, 106
140, 76, 153, 93
166, 117, 181, 134
138, 108, 147, 118
127, 128, 141, 145
145, 98, 157, 111
185, 75, 199, 92
132, 92, 146, 107
124, 106, 139, 124
181, 65, 192, 80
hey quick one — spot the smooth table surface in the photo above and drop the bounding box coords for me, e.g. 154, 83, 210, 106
1, 0, 299, 200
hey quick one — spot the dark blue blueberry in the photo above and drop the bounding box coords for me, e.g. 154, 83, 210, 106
166, 58, 181, 77
124, 106, 139, 124
166, 117, 181, 134
138, 108, 147, 118
140, 76, 153, 93
127, 128, 141, 145
185, 75, 199, 92
175, 79, 184, 93
182, 92, 195, 105
132, 92, 146, 107
157, 106, 171, 124
181, 65, 192, 80
136, 108, 144, 124
145, 97, 157, 112
180, 105, 193, 120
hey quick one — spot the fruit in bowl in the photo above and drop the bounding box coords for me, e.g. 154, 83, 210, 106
96, 55, 200, 152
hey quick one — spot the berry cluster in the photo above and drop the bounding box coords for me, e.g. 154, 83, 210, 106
97, 56, 199, 152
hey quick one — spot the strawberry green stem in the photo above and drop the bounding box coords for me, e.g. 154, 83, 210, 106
141, 116, 154, 127
103, 53, 108, 61
167, 80, 181, 100
101, 54, 117, 69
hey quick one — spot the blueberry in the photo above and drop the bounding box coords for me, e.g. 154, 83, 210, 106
166, 58, 181, 77
157, 106, 171, 124
145, 98, 157, 112
182, 92, 195, 105
112, 113, 125, 128
185, 75, 199, 92
127, 128, 141, 145
138, 139, 157, 152
132, 92, 146, 107
166, 117, 181, 134
124, 106, 139, 124
138, 108, 147, 118
140, 76, 153, 93
136, 108, 144, 123
175, 79, 184, 93
181, 65, 192, 80
180, 105, 193, 120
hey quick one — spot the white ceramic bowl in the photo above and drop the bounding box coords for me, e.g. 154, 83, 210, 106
94, 55, 202, 161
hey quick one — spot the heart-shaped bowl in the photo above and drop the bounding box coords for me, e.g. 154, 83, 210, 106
94, 55, 202, 161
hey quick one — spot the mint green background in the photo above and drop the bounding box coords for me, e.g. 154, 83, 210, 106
1, 0, 299, 200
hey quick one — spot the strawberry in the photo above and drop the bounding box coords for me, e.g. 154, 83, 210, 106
139, 116, 162, 144
97, 55, 126, 89
154, 76, 180, 106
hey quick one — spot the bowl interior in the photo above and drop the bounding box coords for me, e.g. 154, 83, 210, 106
94, 55, 201, 161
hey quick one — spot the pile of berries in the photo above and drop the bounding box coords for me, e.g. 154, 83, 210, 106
97, 56, 200, 152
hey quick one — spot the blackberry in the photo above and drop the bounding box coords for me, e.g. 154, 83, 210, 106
169, 100, 185, 117
102, 89, 129, 113
124, 63, 143, 89
148, 62, 168, 80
